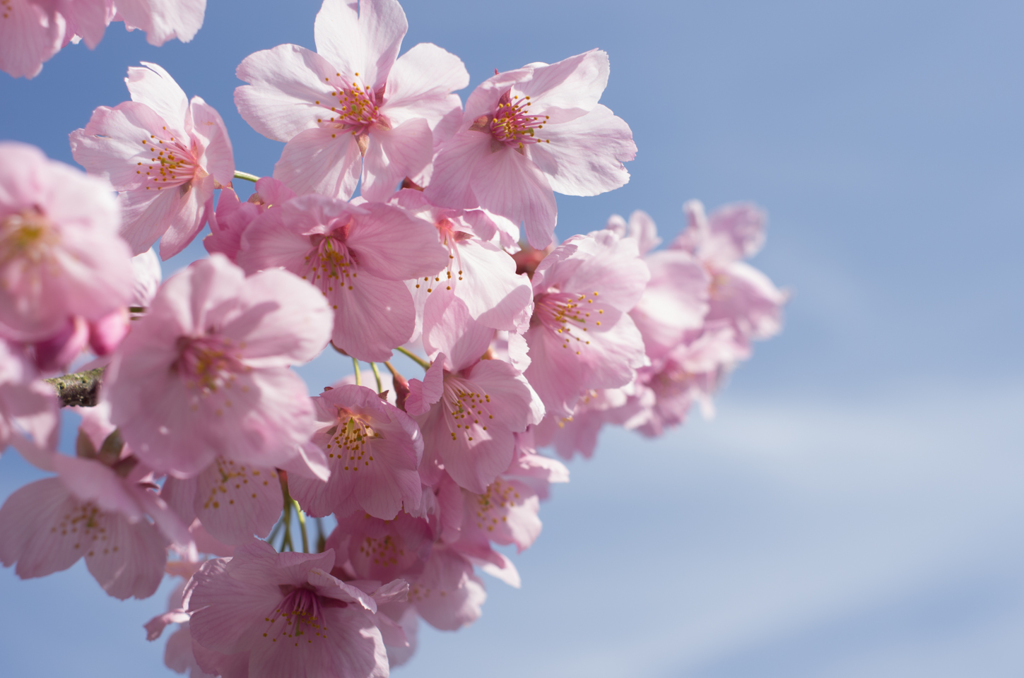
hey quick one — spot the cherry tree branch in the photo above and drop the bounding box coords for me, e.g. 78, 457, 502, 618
45, 367, 104, 408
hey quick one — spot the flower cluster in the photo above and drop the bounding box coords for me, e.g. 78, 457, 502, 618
0, 0, 785, 676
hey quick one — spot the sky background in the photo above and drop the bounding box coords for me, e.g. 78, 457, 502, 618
2, 0, 1023, 676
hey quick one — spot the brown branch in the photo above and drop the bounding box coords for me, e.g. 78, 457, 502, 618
45, 367, 104, 408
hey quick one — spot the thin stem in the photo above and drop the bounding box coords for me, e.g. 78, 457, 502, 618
370, 362, 383, 393
352, 357, 362, 386
233, 170, 260, 183
395, 346, 431, 370
281, 497, 293, 552
293, 499, 309, 554
315, 517, 326, 553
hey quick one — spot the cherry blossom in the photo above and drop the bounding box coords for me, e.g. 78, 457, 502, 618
104, 254, 332, 477
0, 141, 133, 343
674, 200, 787, 342
394, 189, 533, 335
235, 0, 468, 200
523, 229, 650, 419
204, 177, 295, 262
289, 382, 423, 521
427, 49, 636, 248
237, 193, 448, 362
407, 293, 544, 493
70, 62, 234, 259
0, 407, 192, 599
186, 540, 388, 678
608, 210, 710, 361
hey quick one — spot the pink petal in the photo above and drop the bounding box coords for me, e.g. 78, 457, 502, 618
273, 125, 363, 199
234, 44, 339, 142
189, 96, 235, 187
472, 146, 557, 249
330, 274, 415, 361
125, 62, 189, 138
529, 103, 635, 196
84, 512, 168, 599
404, 353, 444, 417
343, 201, 449, 280
383, 42, 469, 129
422, 291, 493, 372
116, 0, 205, 46
313, 0, 407, 90
193, 460, 283, 545
0, 0, 63, 79
518, 49, 609, 123
359, 117, 433, 201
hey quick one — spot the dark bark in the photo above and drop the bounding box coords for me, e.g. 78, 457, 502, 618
45, 367, 104, 408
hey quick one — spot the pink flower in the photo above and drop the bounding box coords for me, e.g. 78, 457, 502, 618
70, 62, 234, 259
394, 189, 533, 335
452, 475, 542, 564
406, 545, 485, 631
104, 254, 333, 478
186, 540, 389, 678
531, 386, 644, 460
237, 193, 448, 362
632, 321, 751, 436
145, 581, 215, 678
523, 230, 650, 419
407, 293, 543, 493
204, 177, 295, 262
0, 142, 134, 343
289, 382, 423, 521
160, 452, 327, 546
116, 0, 205, 46
0, 0, 64, 79
427, 49, 636, 249
0, 409, 192, 599
0, 339, 58, 463
235, 0, 469, 200
328, 509, 432, 583
674, 200, 787, 341
608, 210, 710, 361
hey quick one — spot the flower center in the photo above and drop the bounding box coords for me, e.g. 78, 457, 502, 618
315, 74, 388, 147
264, 587, 329, 648
442, 374, 493, 443
473, 478, 521, 532
414, 218, 470, 294
304, 221, 358, 296
534, 290, 602, 354
137, 132, 201, 192
174, 335, 244, 394
0, 208, 58, 266
472, 90, 550, 152
323, 412, 379, 472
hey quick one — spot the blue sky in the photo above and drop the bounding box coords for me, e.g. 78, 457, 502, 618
2, 1, 1023, 676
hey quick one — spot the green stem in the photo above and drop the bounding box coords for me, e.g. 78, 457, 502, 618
233, 170, 260, 183
370, 362, 383, 393
293, 499, 309, 553
352, 358, 362, 386
395, 346, 431, 370
281, 497, 293, 552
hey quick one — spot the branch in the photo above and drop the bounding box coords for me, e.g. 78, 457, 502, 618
45, 367, 104, 408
